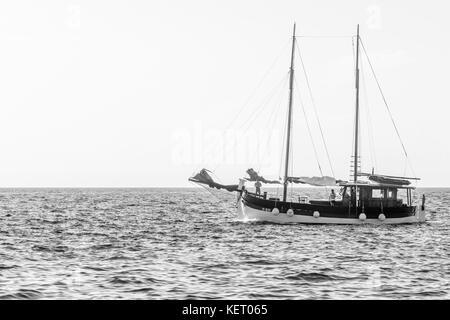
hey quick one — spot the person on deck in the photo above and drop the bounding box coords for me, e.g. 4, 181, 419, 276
329, 189, 336, 206
350, 187, 356, 205
342, 191, 350, 206
255, 180, 262, 196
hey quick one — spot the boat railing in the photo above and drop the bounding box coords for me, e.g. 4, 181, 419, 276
298, 196, 309, 204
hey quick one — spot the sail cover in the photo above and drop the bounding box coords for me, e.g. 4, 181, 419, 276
245, 168, 280, 184
368, 175, 411, 186
189, 168, 340, 192
288, 176, 338, 186
189, 169, 239, 192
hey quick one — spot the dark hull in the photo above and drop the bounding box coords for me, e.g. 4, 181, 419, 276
242, 192, 416, 219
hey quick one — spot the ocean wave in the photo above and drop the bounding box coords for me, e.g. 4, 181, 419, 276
0, 187, 447, 299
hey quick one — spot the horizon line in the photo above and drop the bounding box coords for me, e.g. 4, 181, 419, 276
0, 185, 449, 189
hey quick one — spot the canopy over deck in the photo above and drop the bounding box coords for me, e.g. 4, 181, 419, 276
338, 181, 416, 189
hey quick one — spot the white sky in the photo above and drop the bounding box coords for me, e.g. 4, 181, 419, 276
0, 0, 449, 187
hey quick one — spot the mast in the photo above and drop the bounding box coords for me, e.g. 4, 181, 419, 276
283, 23, 296, 202
353, 24, 360, 183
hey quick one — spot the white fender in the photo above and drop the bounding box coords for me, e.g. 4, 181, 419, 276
287, 209, 294, 217
272, 208, 280, 216
378, 213, 386, 221
359, 213, 367, 221
313, 211, 320, 218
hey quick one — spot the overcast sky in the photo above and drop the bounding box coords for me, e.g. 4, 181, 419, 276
0, 0, 449, 187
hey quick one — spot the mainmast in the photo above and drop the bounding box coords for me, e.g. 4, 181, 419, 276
283, 23, 296, 202
353, 24, 360, 183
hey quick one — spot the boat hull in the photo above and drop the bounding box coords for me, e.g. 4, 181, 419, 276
237, 193, 426, 225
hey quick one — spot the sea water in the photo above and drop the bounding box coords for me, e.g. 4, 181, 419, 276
0, 187, 448, 299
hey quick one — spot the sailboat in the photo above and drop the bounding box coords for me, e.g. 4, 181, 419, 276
189, 24, 427, 225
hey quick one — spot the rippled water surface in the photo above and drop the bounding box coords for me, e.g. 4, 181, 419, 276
0, 187, 449, 299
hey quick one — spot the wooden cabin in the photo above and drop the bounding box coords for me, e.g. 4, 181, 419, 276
339, 182, 415, 208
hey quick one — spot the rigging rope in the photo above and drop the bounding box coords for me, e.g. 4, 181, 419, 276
206, 40, 290, 173
359, 38, 417, 177
360, 57, 378, 171
222, 39, 291, 135
297, 35, 354, 38
294, 76, 325, 178
239, 72, 289, 135
277, 96, 289, 198
289, 101, 294, 202
239, 73, 289, 179
256, 76, 289, 173
208, 72, 289, 173
350, 37, 357, 181
295, 40, 336, 178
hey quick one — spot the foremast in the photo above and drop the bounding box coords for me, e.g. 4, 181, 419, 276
283, 23, 296, 202
353, 24, 360, 183
351, 25, 361, 211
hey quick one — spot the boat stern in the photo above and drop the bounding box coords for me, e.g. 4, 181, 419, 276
415, 194, 427, 222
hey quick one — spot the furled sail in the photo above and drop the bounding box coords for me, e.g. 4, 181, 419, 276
288, 176, 340, 186
189, 168, 341, 192
245, 169, 341, 186
368, 175, 411, 186
245, 168, 280, 184
189, 169, 239, 192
